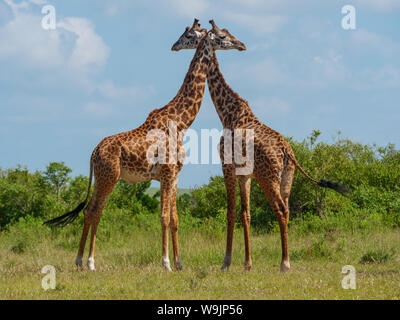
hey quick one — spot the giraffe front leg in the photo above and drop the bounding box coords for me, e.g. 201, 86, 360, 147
160, 177, 173, 271
170, 176, 182, 271
221, 165, 237, 271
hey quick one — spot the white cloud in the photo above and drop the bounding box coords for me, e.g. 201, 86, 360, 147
0, 12, 63, 67
57, 17, 110, 69
0, 0, 153, 120
0, 0, 109, 71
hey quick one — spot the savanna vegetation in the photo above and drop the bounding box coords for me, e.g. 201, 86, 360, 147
0, 131, 399, 299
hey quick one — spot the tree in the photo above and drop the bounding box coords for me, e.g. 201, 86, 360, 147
43, 162, 72, 199
0, 166, 56, 228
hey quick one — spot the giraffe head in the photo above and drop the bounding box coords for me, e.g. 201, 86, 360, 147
171, 19, 246, 52
171, 18, 207, 51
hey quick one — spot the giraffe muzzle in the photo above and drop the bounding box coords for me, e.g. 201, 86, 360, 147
171, 41, 181, 51
237, 42, 246, 51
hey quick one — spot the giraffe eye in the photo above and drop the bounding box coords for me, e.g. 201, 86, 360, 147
220, 35, 226, 39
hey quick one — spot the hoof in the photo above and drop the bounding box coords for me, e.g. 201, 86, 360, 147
162, 258, 172, 272
87, 257, 96, 272
280, 260, 290, 273
175, 258, 183, 271
221, 256, 231, 271
244, 263, 252, 271
221, 264, 229, 271
75, 257, 83, 270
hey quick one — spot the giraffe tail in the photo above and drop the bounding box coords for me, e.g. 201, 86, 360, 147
44, 157, 94, 228
290, 156, 349, 195
43, 202, 86, 228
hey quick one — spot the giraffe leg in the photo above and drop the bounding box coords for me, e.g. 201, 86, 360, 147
75, 212, 90, 270
238, 175, 252, 271
280, 162, 295, 224
258, 179, 291, 272
84, 162, 120, 271
277, 162, 295, 272
160, 174, 174, 271
221, 165, 237, 271
87, 216, 101, 271
85, 189, 115, 271
169, 176, 182, 270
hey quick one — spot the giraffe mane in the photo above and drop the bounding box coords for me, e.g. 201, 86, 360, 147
141, 33, 209, 125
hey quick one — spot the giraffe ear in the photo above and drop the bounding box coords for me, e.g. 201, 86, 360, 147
192, 18, 201, 29
207, 31, 215, 40
209, 20, 217, 29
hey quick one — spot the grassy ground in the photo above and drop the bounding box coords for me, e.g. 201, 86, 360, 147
0, 211, 399, 299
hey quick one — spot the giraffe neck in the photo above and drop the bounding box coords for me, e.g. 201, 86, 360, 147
166, 37, 213, 131
207, 51, 256, 128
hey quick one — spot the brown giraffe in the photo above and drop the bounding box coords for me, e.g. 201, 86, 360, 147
44, 19, 246, 272
173, 20, 347, 272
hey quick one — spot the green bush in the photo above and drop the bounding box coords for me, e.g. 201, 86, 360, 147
0, 166, 60, 228
0, 163, 159, 229
171, 131, 400, 232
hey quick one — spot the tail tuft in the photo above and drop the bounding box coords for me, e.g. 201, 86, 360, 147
318, 179, 350, 195
43, 202, 86, 228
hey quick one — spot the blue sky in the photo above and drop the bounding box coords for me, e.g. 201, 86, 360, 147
0, 0, 399, 188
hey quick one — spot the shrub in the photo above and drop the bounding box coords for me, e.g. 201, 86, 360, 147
360, 250, 393, 264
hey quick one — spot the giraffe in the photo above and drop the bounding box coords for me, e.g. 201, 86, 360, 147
172, 20, 347, 272
44, 19, 246, 272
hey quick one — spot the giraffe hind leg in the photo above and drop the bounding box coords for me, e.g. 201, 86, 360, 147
280, 161, 295, 223
238, 175, 252, 271
75, 162, 120, 271
256, 173, 291, 273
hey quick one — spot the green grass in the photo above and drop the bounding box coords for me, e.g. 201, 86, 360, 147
0, 211, 399, 299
